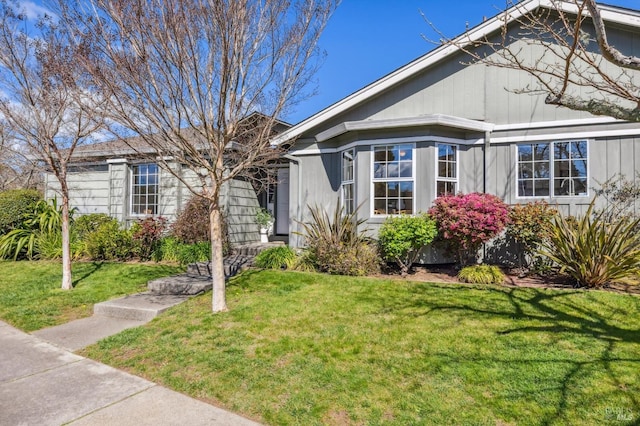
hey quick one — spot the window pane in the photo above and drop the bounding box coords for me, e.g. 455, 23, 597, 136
572, 141, 587, 159
374, 183, 386, 198
374, 199, 386, 215
574, 178, 588, 195
534, 144, 550, 161
554, 142, 570, 160
534, 162, 549, 178
554, 178, 570, 196
400, 199, 413, 214
555, 160, 570, 178
518, 179, 533, 197
519, 163, 532, 179
534, 180, 549, 196
399, 182, 413, 197
388, 182, 398, 197
573, 160, 587, 177
374, 149, 387, 162
399, 161, 412, 177
518, 145, 532, 161
374, 164, 386, 179
387, 163, 399, 178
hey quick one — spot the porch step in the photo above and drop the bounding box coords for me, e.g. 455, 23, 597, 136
93, 293, 191, 321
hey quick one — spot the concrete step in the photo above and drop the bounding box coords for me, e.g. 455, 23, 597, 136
94, 293, 191, 321
185, 254, 254, 279
148, 274, 211, 295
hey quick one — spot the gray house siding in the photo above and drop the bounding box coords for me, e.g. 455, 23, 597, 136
45, 159, 263, 247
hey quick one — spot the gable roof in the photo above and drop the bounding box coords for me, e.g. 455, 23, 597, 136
272, 0, 640, 145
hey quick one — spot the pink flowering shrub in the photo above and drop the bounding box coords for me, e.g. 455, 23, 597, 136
428, 193, 510, 265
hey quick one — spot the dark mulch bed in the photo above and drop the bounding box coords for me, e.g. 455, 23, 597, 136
379, 264, 640, 296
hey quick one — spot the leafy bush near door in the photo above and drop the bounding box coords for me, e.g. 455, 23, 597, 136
378, 213, 437, 276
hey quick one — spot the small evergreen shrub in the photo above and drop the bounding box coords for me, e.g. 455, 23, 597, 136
171, 196, 211, 243
0, 189, 41, 234
506, 201, 556, 270
254, 246, 297, 269
132, 217, 167, 261
458, 264, 505, 285
84, 219, 135, 261
538, 201, 640, 288
73, 213, 114, 240
378, 214, 437, 276
298, 202, 381, 276
429, 193, 510, 265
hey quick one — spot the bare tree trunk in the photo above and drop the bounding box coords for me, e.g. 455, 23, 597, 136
60, 190, 72, 290
210, 206, 227, 313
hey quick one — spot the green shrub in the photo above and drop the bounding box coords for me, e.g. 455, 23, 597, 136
0, 189, 41, 234
254, 246, 297, 269
84, 219, 135, 261
458, 264, 505, 284
506, 201, 557, 270
538, 201, 640, 288
378, 214, 437, 276
153, 237, 211, 265
297, 202, 380, 276
175, 241, 210, 265
73, 213, 114, 239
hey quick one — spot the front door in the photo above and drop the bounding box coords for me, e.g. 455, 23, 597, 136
275, 168, 290, 235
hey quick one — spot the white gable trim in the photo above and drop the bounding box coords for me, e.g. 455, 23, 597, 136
315, 114, 494, 142
273, 0, 640, 146
492, 127, 640, 144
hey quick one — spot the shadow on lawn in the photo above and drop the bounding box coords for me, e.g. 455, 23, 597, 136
379, 284, 640, 425
71, 261, 104, 287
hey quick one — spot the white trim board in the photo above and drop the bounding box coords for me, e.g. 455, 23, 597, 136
289, 136, 484, 156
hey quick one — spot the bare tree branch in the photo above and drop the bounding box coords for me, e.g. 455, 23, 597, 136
60, 0, 337, 312
437, 0, 640, 122
0, 0, 106, 289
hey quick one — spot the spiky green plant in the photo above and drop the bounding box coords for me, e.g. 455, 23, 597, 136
458, 264, 505, 284
538, 200, 640, 288
0, 199, 75, 260
296, 202, 380, 276
254, 246, 297, 270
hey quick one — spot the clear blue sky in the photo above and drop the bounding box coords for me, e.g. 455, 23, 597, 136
285, 0, 640, 124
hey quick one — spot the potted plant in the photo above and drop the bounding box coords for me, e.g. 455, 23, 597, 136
255, 208, 273, 243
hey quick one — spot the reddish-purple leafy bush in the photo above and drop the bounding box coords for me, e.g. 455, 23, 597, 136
428, 193, 510, 265
170, 196, 211, 244
132, 216, 168, 260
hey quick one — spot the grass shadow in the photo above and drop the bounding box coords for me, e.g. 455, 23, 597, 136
71, 261, 104, 287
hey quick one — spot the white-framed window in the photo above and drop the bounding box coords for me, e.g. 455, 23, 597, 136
517, 140, 588, 197
341, 149, 355, 214
372, 144, 414, 215
436, 144, 457, 196
131, 163, 159, 215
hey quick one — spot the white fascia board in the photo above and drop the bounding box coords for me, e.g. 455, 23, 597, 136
492, 127, 640, 143
289, 135, 484, 156
106, 158, 129, 164
315, 114, 494, 142
493, 116, 621, 131
272, 0, 640, 146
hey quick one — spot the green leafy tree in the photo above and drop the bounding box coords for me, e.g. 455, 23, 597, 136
378, 214, 438, 276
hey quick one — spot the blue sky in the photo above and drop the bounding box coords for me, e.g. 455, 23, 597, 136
286, 0, 640, 124
15, 0, 640, 124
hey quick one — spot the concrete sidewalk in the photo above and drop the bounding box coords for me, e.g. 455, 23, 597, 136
0, 321, 261, 426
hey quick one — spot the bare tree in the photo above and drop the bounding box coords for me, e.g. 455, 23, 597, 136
0, 122, 42, 190
0, 1, 105, 289
435, 0, 640, 121
61, 0, 337, 312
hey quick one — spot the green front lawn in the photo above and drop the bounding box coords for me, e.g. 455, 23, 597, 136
0, 261, 183, 331
81, 270, 640, 425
